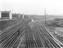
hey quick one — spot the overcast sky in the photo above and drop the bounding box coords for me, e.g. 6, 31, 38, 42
0, 0, 63, 15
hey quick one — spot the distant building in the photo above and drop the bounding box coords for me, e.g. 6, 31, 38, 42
12, 13, 23, 19
0, 11, 12, 19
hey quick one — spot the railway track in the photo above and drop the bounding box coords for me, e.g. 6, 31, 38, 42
0, 17, 61, 48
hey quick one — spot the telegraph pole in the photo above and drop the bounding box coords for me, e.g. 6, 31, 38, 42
0, 11, 1, 18
22, 13, 24, 19
44, 8, 46, 24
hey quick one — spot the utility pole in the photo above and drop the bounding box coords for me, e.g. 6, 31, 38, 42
22, 13, 24, 19
44, 8, 46, 24
0, 11, 1, 18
